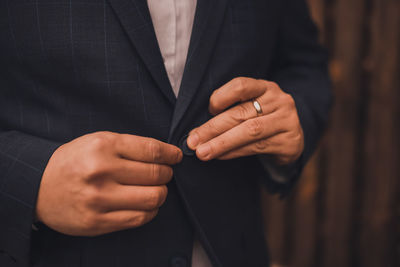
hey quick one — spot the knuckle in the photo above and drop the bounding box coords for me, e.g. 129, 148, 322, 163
164, 166, 174, 181
135, 213, 148, 227
269, 81, 279, 89
147, 140, 163, 162
277, 144, 301, 165
81, 212, 100, 231
158, 186, 168, 204
247, 119, 263, 137
266, 81, 280, 91
142, 210, 159, 224
233, 104, 249, 122
294, 131, 304, 147
126, 213, 143, 228
150, 164, 162, 180
157, 186, 168, 205
146, 192, 159, 209
152, 165, 173, 184
83, 158, 106, 180
136, 210, 159, 227
290, 133, 304, 155
260, 79, 270, 87
279, 93, 294, 108
90, 132, 113, 151
233, 77, 247, 93
254, 139, 269, 152
147, 186, 168, 208
285, 93, 295, 106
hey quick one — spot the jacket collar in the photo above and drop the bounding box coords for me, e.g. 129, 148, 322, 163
107, 0, 230, 137
107, 0, 176, 104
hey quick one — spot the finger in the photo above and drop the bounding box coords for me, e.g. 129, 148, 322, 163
217, 134, 286, 160
188, 97, 278, 150
209, 77, 268, 115
94, 184, 168, 212
115, 134, 183, 165
98, 209, 158, 234
195, 113, 285, 161
106, 159, 173, 186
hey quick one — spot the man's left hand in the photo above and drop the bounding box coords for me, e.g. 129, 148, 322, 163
187, 77, 304, 166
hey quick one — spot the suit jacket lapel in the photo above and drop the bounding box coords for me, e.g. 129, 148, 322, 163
169, 0, 230, 138
107, 0, 176, 104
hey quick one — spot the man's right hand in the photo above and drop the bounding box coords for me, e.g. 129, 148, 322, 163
35, 132, 182, 237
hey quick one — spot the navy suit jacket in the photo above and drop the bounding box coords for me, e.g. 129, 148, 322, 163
0, 0, 332, 266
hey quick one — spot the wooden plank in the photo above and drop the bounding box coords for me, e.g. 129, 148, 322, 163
321, 0, 368, 266
357, 0, 400, 266
261, 188, 292, 266
289, 152, 320, 267
285, 3, 326, 266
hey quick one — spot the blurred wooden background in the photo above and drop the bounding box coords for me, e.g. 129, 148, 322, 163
261, 0, 400, 266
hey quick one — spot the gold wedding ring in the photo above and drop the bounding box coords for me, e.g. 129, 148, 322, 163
252, 99, 263, 116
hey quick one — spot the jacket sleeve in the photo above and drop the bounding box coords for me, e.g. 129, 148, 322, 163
257, 0, 333, 196
0, 130, 61, 266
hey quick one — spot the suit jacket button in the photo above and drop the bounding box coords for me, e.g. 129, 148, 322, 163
179, 134, 195, 156
169, 256, 188, 267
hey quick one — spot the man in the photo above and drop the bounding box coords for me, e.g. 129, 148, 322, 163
0, 0, 332, 266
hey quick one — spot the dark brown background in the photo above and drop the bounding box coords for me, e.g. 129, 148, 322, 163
262, 0, 400, 266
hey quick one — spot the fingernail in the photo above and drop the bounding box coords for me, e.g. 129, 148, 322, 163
187, 133, 199, 149
197, 144, 211, 159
